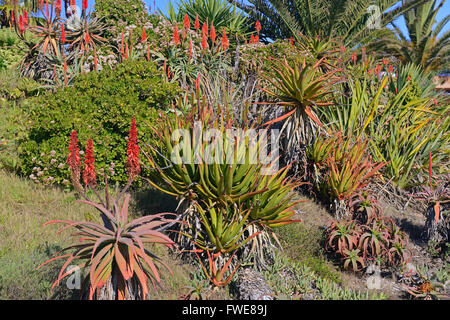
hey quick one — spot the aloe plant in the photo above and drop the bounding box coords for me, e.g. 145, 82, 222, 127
38, 119, 178, 300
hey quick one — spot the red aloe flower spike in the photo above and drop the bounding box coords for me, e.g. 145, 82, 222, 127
255, 20, 261, 33
45, 0, 49, 18
120, 31, 124, 57
340, 45, 346, 53
222, 30, 229, 50
82, 0, 88, 12
147, 45, 151, 61
249, 34, 254, 43
210, 23, 216, 45
194, 14, 200, 31
183, 13, 190, 30
125, 42, 129, 59
141, 27, 147, 42
382, 57, 389, 65
254, 34, 259, 42
67, 130, 81, 177
127, 117, 140, 178
61, 24, 66, 44
352, 52, 357, 63
202, 19, 208, 37
130, 29, 133, 46
388, 65, 393, 73
55, 0, 62, 16
82, 139, 97, 187
201, 31, 208, 51
23, 9, 28, 27
18, 15, 24, 35
173, 23, 180, 46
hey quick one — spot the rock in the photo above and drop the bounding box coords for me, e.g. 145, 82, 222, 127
236, 268, 274, 300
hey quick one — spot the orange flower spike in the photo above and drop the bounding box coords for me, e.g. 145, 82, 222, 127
183, 13, 190, 30
23, 9, 29, 27
201, 31, 208, 51
67, 130, 81, 173
255, 20, 261, 33
222, 30, 229, 50
126, 117, 140, 178
18, 15, 24, 35
194, 14, 200, 32
210, 23, 216, 44
173, 23, 180, 46
141, 27, 147, 42
82, 139, 97, 188
61, 24, 66, 44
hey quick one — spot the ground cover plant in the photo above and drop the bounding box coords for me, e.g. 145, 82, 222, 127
0, 0, 449, 301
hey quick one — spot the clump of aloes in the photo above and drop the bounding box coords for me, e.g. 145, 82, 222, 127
38, 118, 178, 300
143, 96, 302, 269
414, 153, 449, 249
310, 132, 386, 218
326, 211, 410, 272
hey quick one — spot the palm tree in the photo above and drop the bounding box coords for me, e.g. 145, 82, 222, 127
227, 0, 429, 47
371, 0, 449, 73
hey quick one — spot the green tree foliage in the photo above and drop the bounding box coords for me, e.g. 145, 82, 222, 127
370, 0, 449, 73
228, 0, 429, 46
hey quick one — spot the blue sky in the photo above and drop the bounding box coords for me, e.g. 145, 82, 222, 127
79, 0, 450, 38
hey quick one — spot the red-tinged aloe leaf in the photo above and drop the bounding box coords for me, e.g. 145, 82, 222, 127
90, 243, 113, 286
136, 249, 161, 283
90, 236, 113, 260
262, 107, 297, 127
76, 200, 116, 222
91, 251, 113, 291
52, 261, 87, 291
120, 194, 131, 224
114, 243, 133, 281
133, 261, 149, 299
37, 253, 72, 270
94, 256, 113, 290
434, 202, 440, 224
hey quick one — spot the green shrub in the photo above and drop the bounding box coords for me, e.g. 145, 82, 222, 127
0, 28, 26, 69
20, 59, 179, 186
0, 69, 42, 100
93, 0, 150, 37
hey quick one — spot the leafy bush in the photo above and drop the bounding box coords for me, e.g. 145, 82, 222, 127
93, 0, 150, 37
0, 69, 41, 100
0, 28, 25, 69
20, 59, 179, 186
